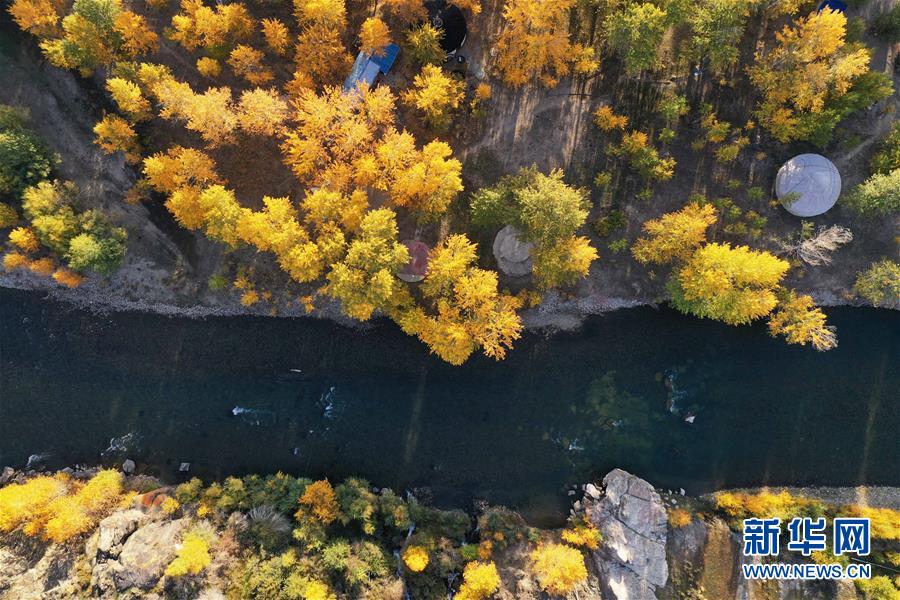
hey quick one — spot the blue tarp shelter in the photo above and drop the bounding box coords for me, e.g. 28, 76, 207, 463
343, 44, 400, 92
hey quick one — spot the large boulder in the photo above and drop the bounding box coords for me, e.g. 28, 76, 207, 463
109, 518, 188, 591
95, 510, 148, 560
584, 469, 668, 600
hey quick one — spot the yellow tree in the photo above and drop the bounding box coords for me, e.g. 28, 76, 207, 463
106, 77, 151, 121
632, 203, 718, 265
325, 208, 410, 321
397, 235, 523, 365
402, 64, 466, 130
749, 9, 877, 143
228, 45, 274, 85
768, 291, 836, 351
169, 0, 253, 52
530, 544, 588, 596
297, 479, 340, 525
8, 0, 64, 37
457, 561, 501, 600
281, 85, 395, 190
261, 18, 291, 55
382, 0, 427, 23
670, 243, 790, 325
142, 146, 221, 195
495, 0, 581, 87
294, 21, 353, 87
293, 0, 346, 27
113, 11, 159, 57
237, 88, 288, 136
153, 78, 239, 147
196, 185, 242, 246
93, 114, 141, 163
359, 17, 391, 56
383, 140, 463, 222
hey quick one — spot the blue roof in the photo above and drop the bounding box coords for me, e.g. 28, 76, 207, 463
343, 44, 400, 92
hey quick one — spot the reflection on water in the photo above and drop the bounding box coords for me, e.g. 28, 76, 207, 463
0, 288, 897, 523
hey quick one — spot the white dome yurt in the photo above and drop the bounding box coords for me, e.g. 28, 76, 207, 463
775, 154, 841, 217
493, 225, 533, 277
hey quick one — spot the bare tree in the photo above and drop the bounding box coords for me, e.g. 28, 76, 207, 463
780, 225, 853, 266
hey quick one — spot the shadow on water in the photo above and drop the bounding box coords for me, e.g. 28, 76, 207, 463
0, 288, 897, 524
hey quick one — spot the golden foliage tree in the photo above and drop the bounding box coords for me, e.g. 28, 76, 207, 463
228, 45, 274, 85
106, 77, 151, 121
359, 17, 391, 56
237, 88, 288, 136
530, 543, 588, 596
768, 291, 837, 351
325, 208, 409, 320
495, 0, 585, 87
382, 0, 427, 23
632, 203, 718, 265
397, 235, 523, 365
669, 243, 790, 325
169, 0, 253, 52
9, 0, 64, 37
594, 105, 629, 132
402, 64, 466, 130
297, 479, 340, 525
749, 9, 878, 143
152, 77, 239, 147
281, 85, 395, 191
380, 138, 463, 222
294, 21, 353, 87
261, 18, 291, 55
142, 146, 221, 196
94, 114, 140, 163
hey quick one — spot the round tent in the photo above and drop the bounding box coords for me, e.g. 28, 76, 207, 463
397, 240, 430, 283
425, 0, 467, 55
493, 225, 534, 277
775, 154, 841, 217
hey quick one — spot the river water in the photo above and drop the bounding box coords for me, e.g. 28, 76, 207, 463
0, 288, 897, 522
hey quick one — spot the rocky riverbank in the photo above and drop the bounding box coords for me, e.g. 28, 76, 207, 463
1, 467, 897, 600
1, 19, 896, 337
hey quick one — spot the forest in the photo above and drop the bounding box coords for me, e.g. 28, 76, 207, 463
0, 0, 898, 364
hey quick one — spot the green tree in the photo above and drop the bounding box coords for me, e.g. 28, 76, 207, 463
605, 2, 668, 74
0, 106, 53, 198
853, 260, 900, 308
843, 169, 900, 216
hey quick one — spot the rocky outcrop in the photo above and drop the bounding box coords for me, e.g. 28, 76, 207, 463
584, 469, 669, 600
107, 518, 188, 592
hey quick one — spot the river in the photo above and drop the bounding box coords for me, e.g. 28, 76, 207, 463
0, 288, 897, 523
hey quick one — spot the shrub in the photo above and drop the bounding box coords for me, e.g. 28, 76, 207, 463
561, 520, 602, 549
854, 260, 900, 308
402, 545, 429, 572
166, 530, 213, 577
0, 202, 18, 227
714, 491, 824, 522
456, 561, 501, 600
0, 475, 67, 533
668, 508, 692, 528
870, 121, 900, 175
530, 543, 588, 596
873, 4, 900, 41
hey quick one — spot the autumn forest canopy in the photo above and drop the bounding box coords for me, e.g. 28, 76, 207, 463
1, 0, 899, 363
